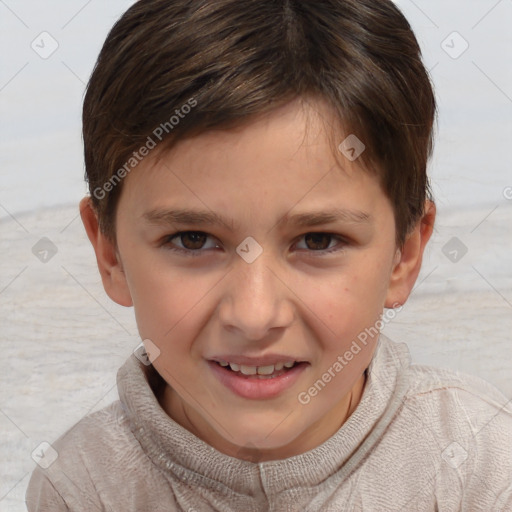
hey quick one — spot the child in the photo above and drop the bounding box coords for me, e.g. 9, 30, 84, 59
26, 0, 512, 510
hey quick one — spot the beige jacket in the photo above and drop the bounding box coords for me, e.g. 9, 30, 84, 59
26, 335, 512, 511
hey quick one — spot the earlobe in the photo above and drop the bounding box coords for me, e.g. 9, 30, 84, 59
79, 197, 133, 307
384, 200, 436, 308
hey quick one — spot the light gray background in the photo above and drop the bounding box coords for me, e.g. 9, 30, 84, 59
0, 1, 511, 510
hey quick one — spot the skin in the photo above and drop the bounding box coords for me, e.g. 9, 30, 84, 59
80, 97, 435, 462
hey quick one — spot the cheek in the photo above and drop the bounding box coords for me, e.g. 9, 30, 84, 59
125, 257, 221, 358
122, 253, 189, 337
318, 261, 388, 327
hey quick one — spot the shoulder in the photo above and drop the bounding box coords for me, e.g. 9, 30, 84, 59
373, 335, 512, 436
400, 362, 512, 502
51, 399, 136, 464
26, 400, 140, 511
404, 362, 512, 426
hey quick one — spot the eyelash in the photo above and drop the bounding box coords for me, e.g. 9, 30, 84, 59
160, 231, 349, 257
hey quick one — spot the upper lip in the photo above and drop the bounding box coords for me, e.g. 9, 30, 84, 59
209, 354, 307, 366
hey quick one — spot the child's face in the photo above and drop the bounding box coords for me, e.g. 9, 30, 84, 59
107, 98, 411, 460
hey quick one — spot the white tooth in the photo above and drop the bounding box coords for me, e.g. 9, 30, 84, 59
230, 363, 241, 372
283, 361, 295, 368
257, 365, 275, 375
219, 361, 229, 367
274, 363, 284, 371
240, 365, 257, 375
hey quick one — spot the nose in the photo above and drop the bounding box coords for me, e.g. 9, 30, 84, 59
217, 251, 295, 341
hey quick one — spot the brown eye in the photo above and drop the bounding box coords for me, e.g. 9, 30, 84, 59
178, 232, 208, 250
162, 231, 218, 254
304, 233, 332, 251
294, 233, 348, 255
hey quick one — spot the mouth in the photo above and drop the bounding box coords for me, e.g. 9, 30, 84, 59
207, 359, 309, 399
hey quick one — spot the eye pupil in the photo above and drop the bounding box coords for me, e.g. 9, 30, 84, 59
305, 233, 331, 250
181, 232, 206, 250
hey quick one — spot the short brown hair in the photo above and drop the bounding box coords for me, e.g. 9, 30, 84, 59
83, 0, 436, 246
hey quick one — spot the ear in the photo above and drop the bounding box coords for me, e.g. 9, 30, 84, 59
79, 197, 133, 307
385, 200, 436, 308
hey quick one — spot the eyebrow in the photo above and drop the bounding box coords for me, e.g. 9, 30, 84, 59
142, 207, 372, 231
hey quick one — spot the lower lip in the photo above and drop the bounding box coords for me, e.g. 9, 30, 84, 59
207, 361, 308, 400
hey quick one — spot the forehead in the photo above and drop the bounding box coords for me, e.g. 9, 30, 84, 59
118, 98, 390, 225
